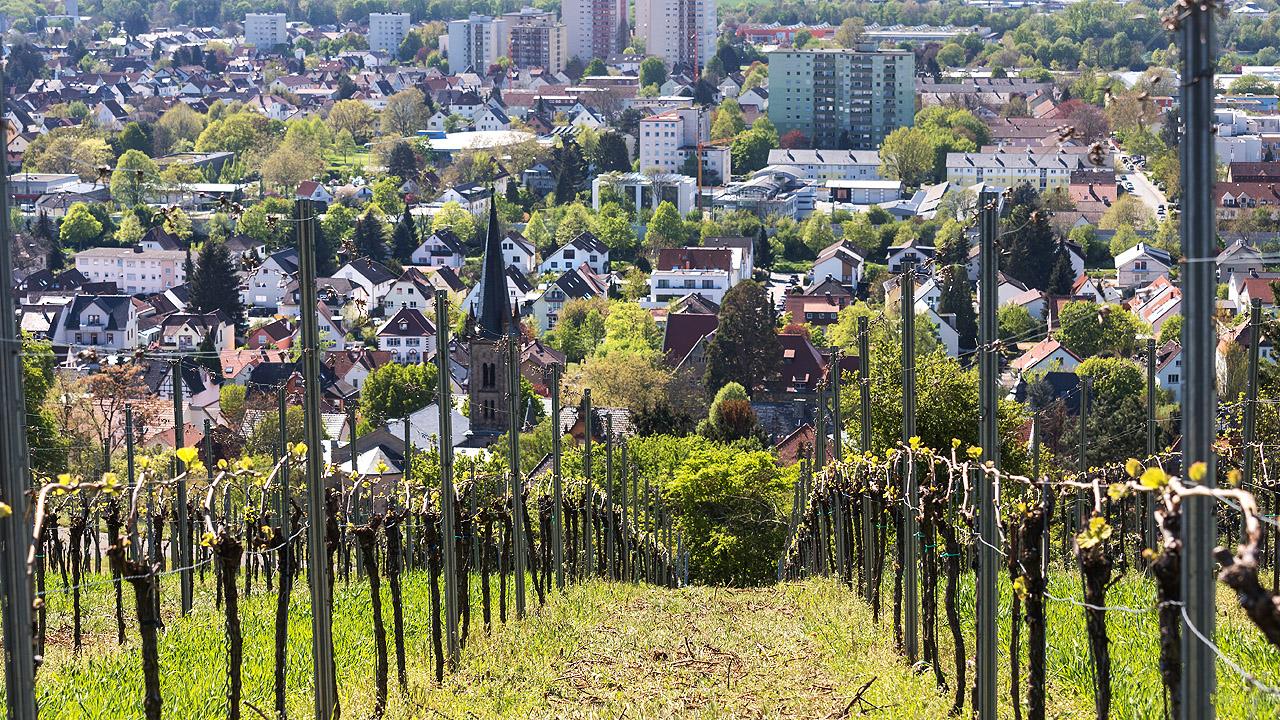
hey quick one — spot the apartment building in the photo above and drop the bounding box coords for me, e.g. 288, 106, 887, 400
945, 149, 1080, 192
505, 7, 567, 72
639, 106, 732, 181
764, 149, 882, 182
447, 14, 508, 74
562, 0, 627, 64
368, 13, 412, 53
766, 47, 915, 150
636, 0, 716, 68
649, 247, 738, 305
244, 13, 287, 48
74, 246, 188, 295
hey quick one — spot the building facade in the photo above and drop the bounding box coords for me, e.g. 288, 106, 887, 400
562, 0, 627, 64
74, 246, 188, 295
245, 13, 287, 48
368, 13, 412, 53
638, 106, 732, 180
503, 7, 567, 72
447, 14, 508, 74
766, 47, 914, 150
636, 0, 716, 69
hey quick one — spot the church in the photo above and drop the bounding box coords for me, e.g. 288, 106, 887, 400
467, 196, 517, 437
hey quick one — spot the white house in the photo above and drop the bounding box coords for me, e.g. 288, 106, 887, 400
381, 267, 439, 314
1114, 243, 1173, 288
1156, 341, 1184, 404
74, 246, 189, 296
650, 247, 738, 305
502, 230, 537, 275
538, 231, 609, 275
296, 180, 334, 204
411, 228, 466, 269
243, 248, 299, 311
885, 238, 936, 274
812, 240, 866, 287
377, 308, 437, 363
529, 264, 610, 332
1009, 337, 1082, 376
438, 183, 492, 215
918, 300, 961, 358
1217, 238, 1265, 279
766, 149, 882, 182
52, 294, 139, 351
474, 107, 511, 131
333, 258, 398, 310
158, 312, 233, 353
1133, 276, 1182, 336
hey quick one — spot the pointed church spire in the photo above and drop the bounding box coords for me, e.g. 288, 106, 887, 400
476, 190, 509, 338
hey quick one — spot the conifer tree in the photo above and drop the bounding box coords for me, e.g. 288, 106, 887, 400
392, 209, 417, 264
190, 239, 246, 330
1048, 245, 1076, 296
704, 280, 783, 395
352, 211, 389, 262
936, 264, 978, 355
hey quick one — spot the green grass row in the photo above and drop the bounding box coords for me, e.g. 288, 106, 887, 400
13, 563, 1280, 718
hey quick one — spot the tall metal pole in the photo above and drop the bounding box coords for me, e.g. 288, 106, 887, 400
1146, 336, 1158, 555
550, 364, 564, 589
1243, 300, 1262, 494
900, 259, 918, 663
297, 198, 338, 720
126, 404, 139, 559
278, 387, 290, 535
1079, 375, 1092, 531
1179, 2, 1218, 714
0, 64, 38, 719
830, 347, 843, 461
171, 359, 192, 615
605, 414, 616, 579
434, 290, 461, 665
858, 316, 874, 604
976, 187, 1001, 720
583, 389, 594, 576
507, 307, 526, 617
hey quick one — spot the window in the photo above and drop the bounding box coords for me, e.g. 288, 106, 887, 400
482, 362, 496, 389
1167, 374, 1180, 384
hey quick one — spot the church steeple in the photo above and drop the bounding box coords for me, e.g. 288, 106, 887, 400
475, 190, 509, 339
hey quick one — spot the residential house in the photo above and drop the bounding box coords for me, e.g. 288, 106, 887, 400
1009, 337, 1082, 377
1228, 271, 1279, 312
784, 277, 856, 326
1131, 276, 1182, 336
811, 240, 866, 287
410, 228, 466, 269
662, 310, 718, 374
520, 338, 566, 395
246, 318, 294, 350
885, 238, 936, 274
324, 348, 393, 391
1114, 243, 1173, 289
528, 264, 609, 331
502, 230, 537, 275
333, 258, 398, 312
649, 247, 738, 305
438, 183, 492, 215
295, 180, 334, 204
74, 246, 188, 295
158, 311, 233, 353
464, 265, 536, 318
51, 294, 139, 351
1156, 341, 1184, 404
243, 248, 299, 311
538, 231, 610, 275
1217, 238, 1265, 280
382, 267, 441, 314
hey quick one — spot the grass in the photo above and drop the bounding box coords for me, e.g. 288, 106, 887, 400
15, 562, 1280, 718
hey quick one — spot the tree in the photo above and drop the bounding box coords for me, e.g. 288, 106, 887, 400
116, 122, 153, 156
564, 351, 676, 414
553, 138, 588, 203
261, 143, 325, 194
639, 56, 667, 87
371, 176, 405, 217
1229, 74, 1276, 96
589, 203, 637, 254
110, 150, 160, 207
705, 280, 783, 394
75, 365, 153, 473
392, 209, 417, 263
24, 336, 65, 476
431, 201, 476, 247
195, 112, 271, 156
1158, 315, 1182, 346
1075, 357, 1146, 466
699, 382, 763, 443
598, 302, 662, 357
547, 297, 609, 363
1063, 100, 1110, 142
800, 212, 835, 254
1100, 195, 1155, 232
381, 88, 428, 137
190, 239, 246, 329
1048, 245, 1076, 295
59, 203, 102, 250
387, 141, 419, 180
753, 225, 774, 271
352, 211, 389, 262
711, 100, 746, 141
582, 58, 607, 77
879, 128, 936, 187
645, 201, 686, 250
591, 131, 631, 172
361, 362, 438, 426
779, 130, 809, 149
998, 304, 1043, 344
936, 265, 977, 354
237, 197, 294, 249
1054, 301, 1146, 358
555, 204, 593, 247
1002, 201, 1057, 290
730, 126, 776, 174
1107, 225, 1142, 257
114, 213, 146, 245
834, 18, 865, 48
328, 99, 376, 143
155, 103, 206, 155
220, 384, 247, 429
247, 405, 309, 456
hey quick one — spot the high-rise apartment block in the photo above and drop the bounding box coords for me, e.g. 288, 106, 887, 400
369, 13, 412, 54
766, 47, 915, 150
562, 0, 627, 65
635, 0, 715, 69
504, 7, 568, 72
639, 106, 732, 180
244, 13, 288, 48
447, 14, 509, 74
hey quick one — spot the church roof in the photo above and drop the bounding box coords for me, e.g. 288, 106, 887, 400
475, 192, 509, 338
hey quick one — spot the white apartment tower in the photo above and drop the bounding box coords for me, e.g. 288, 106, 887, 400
244, 13, 288, 48
639, 106, 732, 180
636, 0, 715, 69
562, 0, 627, 65
369, 13, 412, 54
447, 14, 509, 74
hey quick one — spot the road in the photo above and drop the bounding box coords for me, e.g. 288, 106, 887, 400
1123, 169, 1168, 215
